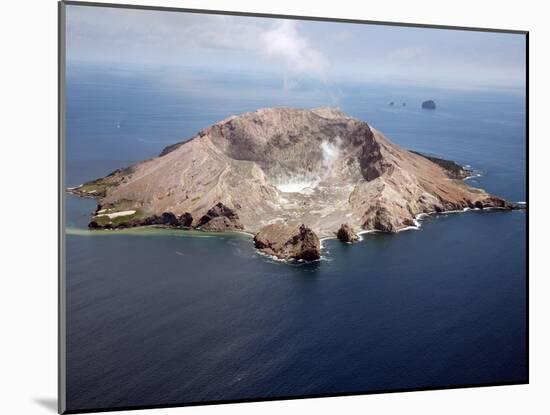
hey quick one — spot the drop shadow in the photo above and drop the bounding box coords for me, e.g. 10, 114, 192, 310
34, 398, 57, 413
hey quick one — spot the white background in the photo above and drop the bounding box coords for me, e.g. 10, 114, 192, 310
0, 0, 547, 414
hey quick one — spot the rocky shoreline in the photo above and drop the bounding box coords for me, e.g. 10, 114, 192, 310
68, 183, 524, 262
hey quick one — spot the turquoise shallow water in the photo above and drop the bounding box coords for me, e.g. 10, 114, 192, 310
64, 68, 526, 411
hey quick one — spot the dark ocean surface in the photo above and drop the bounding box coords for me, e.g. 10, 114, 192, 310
64, 66, 527, 411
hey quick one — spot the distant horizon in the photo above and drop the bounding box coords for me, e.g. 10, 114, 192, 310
66, 5, 526, 94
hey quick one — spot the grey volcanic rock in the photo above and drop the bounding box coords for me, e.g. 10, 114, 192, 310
73, 107, 514, 242
158, 212, 180, 227
474, 195, 518, 210
254, 224, 321, 261
198, 217, 237, 232
196, 202, 244, 231
88, 220, 102, 229
422, 100, 436, 109
178, 212, 193, 228
87, 211, 193, 229
336, 223, 359, 243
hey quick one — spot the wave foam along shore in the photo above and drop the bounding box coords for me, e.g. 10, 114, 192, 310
464, 173, 483, 180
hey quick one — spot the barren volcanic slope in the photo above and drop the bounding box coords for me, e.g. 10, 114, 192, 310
70, 107, 516, 259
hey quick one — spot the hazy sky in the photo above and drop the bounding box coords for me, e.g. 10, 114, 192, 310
66, 5, 526, 91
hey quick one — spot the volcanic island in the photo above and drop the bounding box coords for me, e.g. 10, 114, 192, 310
68, 107, 520, 261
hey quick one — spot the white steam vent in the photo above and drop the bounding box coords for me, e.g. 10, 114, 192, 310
321, 136, 342, 172
274, 136, 342, 194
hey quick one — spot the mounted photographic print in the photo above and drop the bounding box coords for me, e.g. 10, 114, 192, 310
59, 1, 528, 413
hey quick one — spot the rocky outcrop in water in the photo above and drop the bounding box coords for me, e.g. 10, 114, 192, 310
178, 212, 194, 228
336, 223, 359, 243
422, 100, 436, 109
254, 224, 321, 261
196, 202, 244, 231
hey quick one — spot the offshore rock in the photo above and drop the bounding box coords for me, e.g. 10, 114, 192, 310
254, 224, 321, 261
336, 223, 359, 243
421, 100, 436, 109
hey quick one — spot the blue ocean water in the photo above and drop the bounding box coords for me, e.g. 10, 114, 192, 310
64, 67, 527, 411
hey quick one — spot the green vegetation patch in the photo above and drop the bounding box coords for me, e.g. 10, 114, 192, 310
74, 165, 135, 198
76, 177, 121, 197
92, 208, 148, 228
410, 150, 469, 179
